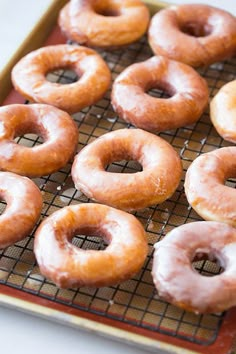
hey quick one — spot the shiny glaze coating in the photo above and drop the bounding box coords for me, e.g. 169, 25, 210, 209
148, 4, 236, 67
210, 80, 236, 143
185, 147, 236, 226
112, 56, 208, 132
34, 203, 148, 288
71, 128, 182, 211
58, 0, 150, 48
152, 221, 236, 313
11, 44, 111, 114
0, 172, 42, 249
0, 104, 78, 177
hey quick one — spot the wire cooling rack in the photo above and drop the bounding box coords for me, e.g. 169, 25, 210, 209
1, 25, 236, 352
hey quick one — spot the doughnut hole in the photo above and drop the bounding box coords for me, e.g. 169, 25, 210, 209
106, 159, 142, 174
14, 121, 44, 147
192, 251, 224, 277
72, 234, 108, 251
146, 81, 175, 99
0, 198, 7, 215
180, 21, 213, 37
46, 68, 79, 85
93, 1, 121, 17
72, 235, 107, 250
147, 87, 172, 99
95, 8, 121, 16
15, 134, 43, 147
70, 226, 111, 251
225, 177, 236, 189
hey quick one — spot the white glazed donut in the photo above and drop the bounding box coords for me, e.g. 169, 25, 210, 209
0, 104, 78, 177
34, 203, 148, 288
71, 128, 182, 211
0, 172, 42, 249
152, 221, 236, 313
184, 147, 236, 227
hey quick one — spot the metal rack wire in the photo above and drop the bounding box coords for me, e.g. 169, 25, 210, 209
0, 34, 235, 347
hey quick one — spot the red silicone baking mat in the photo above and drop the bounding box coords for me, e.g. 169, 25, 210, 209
1, 2, 236, 353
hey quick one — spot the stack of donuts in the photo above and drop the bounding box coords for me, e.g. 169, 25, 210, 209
1, 0, 236, 315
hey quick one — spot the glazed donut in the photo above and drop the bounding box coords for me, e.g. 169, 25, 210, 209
0, 172, 42, 249
34, 203, 148, 288
111, 56, 208, 132
148, 4, 236, 67
210, 80, 236, 143
58, 0, 150, 48
152, 221, 236, 314
11, 44, 111, 114
0, 104, 78, 177
185, 147, 236, 226
71, 128, 182, 211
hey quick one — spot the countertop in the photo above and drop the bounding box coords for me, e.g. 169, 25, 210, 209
0, 1, 235, 353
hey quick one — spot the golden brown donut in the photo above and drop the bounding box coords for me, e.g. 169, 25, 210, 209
0, 172, 42, 249
148, 4, 236, 67
0, 104, 78, 177
34, 203, 148, 288
210, 80, 236, 143
184, 147, 236, 226
11, 44, 111, 114
111, 56, 209, 132
71, 128, 182, 211
58, 0, 150, 48
152, 221, 236, 314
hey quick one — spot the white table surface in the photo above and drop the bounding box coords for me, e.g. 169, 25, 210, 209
0, 0, 53, 70
0, 1, 235, 354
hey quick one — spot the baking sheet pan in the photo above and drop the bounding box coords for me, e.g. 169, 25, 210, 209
1, 1, 236, 353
